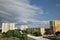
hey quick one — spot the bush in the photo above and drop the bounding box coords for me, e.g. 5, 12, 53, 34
2, 32, 6, 37
33, 29, 42, 36
55, 32, 60, 36
55, 34, 60, 40
55, 32, 60, 40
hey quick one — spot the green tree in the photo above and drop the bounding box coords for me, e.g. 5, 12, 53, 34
5, 30, 13, 37
2, 30, 28, 40
45, 29, 51, 35
33, 29, 42, 36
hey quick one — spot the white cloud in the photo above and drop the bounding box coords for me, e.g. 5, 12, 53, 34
28, 21, 49, 28
0, 0, 48, 27
56, 4, 60, 7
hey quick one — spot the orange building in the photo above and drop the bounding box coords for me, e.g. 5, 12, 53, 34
50, 20, 60, 34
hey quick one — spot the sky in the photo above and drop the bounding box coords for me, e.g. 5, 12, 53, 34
0, 0, 60, 28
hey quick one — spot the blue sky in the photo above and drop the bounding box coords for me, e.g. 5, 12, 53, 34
30, 0, 60, 20
0, 0, 60, 28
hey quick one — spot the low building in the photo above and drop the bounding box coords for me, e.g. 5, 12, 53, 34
28, 27, 45, 35
28, 27, 40, 34
2, 23, 15, 33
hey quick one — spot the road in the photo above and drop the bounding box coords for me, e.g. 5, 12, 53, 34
27, 34, 50, 40
34, 36, 50, 40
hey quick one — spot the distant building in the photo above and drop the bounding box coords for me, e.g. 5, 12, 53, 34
40, 28, 45, 35
2, 23, 15, 33
50, 20, 60, 34
28, 27, 40, 34
20, 25, 28, 30
28, 27, 45, 35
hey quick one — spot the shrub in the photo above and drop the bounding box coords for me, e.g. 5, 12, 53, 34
55, 34, 60, 40
55, 32, 60, 36
2, 32, 6, 37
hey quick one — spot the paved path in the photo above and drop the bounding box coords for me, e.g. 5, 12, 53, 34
27, 34, 50, 40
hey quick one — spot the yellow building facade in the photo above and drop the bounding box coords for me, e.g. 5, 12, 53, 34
50, 20, 60, 34
40, 28, 45, 35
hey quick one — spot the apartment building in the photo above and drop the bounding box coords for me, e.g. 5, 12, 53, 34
2, 23, 15, 33
40, 28, 45, 35
50, 20, 60, 34
20, 25, 28, 30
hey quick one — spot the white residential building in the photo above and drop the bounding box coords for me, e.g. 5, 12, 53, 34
2, 23, 15, 33
20, 25, 28, 30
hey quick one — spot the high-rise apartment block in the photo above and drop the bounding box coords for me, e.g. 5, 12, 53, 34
2, 23, 15, 33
